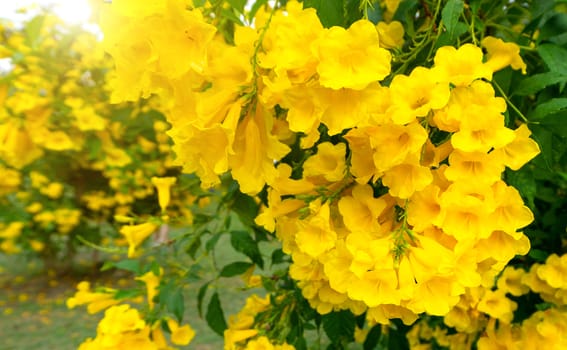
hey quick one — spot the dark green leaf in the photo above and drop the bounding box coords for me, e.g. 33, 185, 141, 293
529, 98, 567, 120
363, 324, 382, 350
441, 0, 464, 40
167, 288, 185, 323
539, 111, 567, 137
514, 72, 567, 96
529, 248, 549, 262
538, 44, 567, 75
219, 261, 253, 277
506, 168, 537, 209
206, 292, 228, 336
303, 0, 345, 27
322, 310, 356, 344
230, 230, 264, 268
197, 281, 211, 318
231, 191, 260, 227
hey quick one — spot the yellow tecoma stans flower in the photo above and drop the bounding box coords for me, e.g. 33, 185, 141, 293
151, 176, 177, 212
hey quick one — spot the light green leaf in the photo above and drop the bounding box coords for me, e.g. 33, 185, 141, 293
441, 0, 465, 40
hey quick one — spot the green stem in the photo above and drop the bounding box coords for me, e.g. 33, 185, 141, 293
492, 80, 528, 122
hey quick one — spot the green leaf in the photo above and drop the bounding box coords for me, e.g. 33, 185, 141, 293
231, 191, 260, 227
514, 72, 567, 96
197, 281, 211, 318
538, 44, 567, 75
506, 168, 537, 209
540, 110, 567, 137
24, 15, 45, 49
114, 289, 143, 300
230, 230, 264, 268
441, 0, 465, 40
363, 324, 382, 350
110, 259, 141, 274
205, 232, 222, 252
167, 288, 185, 323
206, 292, 228, 336
303, 0, 345, 27
529, 248, 549, 262
226, 0, 247, 13
322, 310, 356, 344
219, 261, 253, 277
528, 98, 567, 120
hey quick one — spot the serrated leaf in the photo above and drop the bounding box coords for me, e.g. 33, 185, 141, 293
206, 292, 228, 336
322, 310, 356, 344
230, 230, 264, 268
529, 98, 567, 120
441, 0, 465, 40
514, 72, 567, 96
219, 261, 253, 277
167, 288, 185, 323
538, 44, 567, 75
197, 281, 211, 318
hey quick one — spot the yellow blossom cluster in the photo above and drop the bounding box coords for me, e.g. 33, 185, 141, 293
69, 270, 195, 349
0, 12, 199, 260
224, 294, 294, 350
407, 254, 567, 349
99, 0, 540, 325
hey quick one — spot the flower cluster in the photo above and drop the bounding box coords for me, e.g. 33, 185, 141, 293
0, 12, 199, 262
100, 0, 540, 326
408, 254, 567, 349
224, 294, 295, 350
68, 270, 196, 349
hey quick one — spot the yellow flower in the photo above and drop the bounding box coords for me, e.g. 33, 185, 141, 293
444, 150, 504, 185
119, 222, 159, 258
491, 124, 541, 170
66, 281, 119, 314
388, 66, 450, 125
167, 319, 195, 345
150, 176, 176, 212
40, 182, 64, 199
313, 20, 391, 90
136, 269, 161, 310
477, 290, 517, 323
432, 44, 492, 86
382, 160, 433, 199
295, 201, 336, 258
0, 222, 24, 239
497, 267, 530, 296
482, 36, 527, 74
302, 142, 347, 182
338, 184, 388, 233
376, 21, 404, 49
